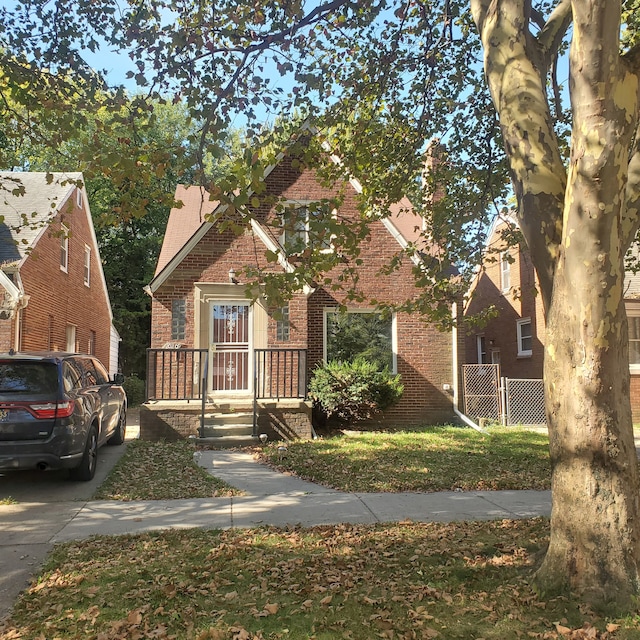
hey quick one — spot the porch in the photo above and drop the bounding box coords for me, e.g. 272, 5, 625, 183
140, 347, 313, 443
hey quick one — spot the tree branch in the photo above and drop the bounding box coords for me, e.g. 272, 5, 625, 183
537, 0, 572, 66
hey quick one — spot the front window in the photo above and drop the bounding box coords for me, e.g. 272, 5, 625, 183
279, 203, 332, 254
324, 309, 395, 372
517, 318, 533, 357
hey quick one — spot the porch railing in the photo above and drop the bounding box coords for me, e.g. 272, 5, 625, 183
253, 348, 307, 436
145, 347, 307, 438
146, 348, 209, 402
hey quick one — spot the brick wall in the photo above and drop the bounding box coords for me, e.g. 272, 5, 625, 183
152, 153, 456, 427
11, 189, 112, 368
465, 221, 545, 380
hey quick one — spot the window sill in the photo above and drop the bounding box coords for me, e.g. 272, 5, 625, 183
517, 352, 532, 359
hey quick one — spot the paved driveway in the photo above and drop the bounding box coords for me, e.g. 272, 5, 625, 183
0, 409, 139, 621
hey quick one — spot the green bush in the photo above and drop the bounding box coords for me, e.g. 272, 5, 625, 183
123, 374, 146, 407
308, 358, 404, 424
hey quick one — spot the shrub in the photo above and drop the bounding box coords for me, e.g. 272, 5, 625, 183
308, 358, 404, 424
123, 374, 146, 407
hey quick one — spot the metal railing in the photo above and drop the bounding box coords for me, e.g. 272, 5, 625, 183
146, 348, 209, 402
253, 348, 307, 435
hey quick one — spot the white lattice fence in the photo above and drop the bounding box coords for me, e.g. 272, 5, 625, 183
504, 378, 546, 425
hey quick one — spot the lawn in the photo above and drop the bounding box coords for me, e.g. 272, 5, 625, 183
255, 425, 552, 493
93, 440, 243, 501
2, 519, 639, 639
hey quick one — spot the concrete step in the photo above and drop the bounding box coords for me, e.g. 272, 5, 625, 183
194, 435, 258, 448
202, 410, 253, 438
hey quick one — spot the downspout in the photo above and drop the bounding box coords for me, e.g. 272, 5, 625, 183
451, 302, 487, 433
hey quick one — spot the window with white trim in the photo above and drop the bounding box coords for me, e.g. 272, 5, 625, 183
500, 251, 511, 292
66, 324, 77, 352
324, 309, 396, 372
76, 188, 83, 208
517, 318, 533, 357
628, 306, 640, 372
84, 245, 91, 286
279, 202, 332, 254
60, 225, 69, 273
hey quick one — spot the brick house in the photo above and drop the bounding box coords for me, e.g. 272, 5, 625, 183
465, 214, 640, 422
464, 215, 545, 378
0, 172, 119, 375
143, 141, 465, 441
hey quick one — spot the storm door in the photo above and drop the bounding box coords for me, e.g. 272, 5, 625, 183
210, 303, 251, 393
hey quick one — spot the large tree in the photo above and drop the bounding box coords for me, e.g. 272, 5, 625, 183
2, 0, 640, 607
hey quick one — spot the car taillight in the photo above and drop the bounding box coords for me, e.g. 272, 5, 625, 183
29, 400, 75, 419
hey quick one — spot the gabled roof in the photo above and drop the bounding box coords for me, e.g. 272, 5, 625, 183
147, 138, 427, 295
0, 172, 84, 266
0, 171, 113, 321
155, 185, 219, 276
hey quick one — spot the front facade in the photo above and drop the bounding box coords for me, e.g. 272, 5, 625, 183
145, 145, 460, 439
0, 172, 118, 375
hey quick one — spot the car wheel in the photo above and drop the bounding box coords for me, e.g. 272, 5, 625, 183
70, 426, 98, 481
108, 410, 126, 446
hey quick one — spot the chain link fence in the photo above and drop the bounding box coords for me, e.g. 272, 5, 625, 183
504, 378, 546, 425
462, 364, 501, 422
462, 365, 546, 426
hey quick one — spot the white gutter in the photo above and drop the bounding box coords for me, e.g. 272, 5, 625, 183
451, 302, 487, 433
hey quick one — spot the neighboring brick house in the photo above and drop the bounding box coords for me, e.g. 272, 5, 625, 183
466, 214, 640, 422
0, 172, 119, 375
464, 215, 545, 379
145, 141, 464, 440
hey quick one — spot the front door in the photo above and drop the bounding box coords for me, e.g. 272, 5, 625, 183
210, 303, 251, 393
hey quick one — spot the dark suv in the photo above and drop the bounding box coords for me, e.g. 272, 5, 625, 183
0, 352, 127, 481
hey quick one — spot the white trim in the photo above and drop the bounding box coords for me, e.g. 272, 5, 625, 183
500, 250, 511, 292
627, 302, 640, 373
516, 317, 533, 357
83, 244, 91, 287
60, 224, 69, 273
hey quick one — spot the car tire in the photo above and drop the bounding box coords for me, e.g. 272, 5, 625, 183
70, 426, 98, 481
108, 411, 126, 446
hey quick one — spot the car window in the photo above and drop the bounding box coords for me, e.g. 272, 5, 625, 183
75, 358, 99, 387
62, 361, 82, 392
0, 361, 59, 394
92, 359, 109, 385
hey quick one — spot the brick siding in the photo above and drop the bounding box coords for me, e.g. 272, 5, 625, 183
0, 189, 112, 368
151, 153, 457, 428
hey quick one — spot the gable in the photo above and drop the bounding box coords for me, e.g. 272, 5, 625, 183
149, 146, 426, 294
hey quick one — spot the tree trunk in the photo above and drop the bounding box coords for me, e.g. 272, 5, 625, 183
538, 243, 640, 606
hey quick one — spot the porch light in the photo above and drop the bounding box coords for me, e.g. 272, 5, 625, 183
228, 268, 238, 284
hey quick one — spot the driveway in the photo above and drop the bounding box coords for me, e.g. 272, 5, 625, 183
0, 408, 139, 621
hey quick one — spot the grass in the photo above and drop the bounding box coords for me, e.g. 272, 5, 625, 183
93, 440, 243, 501
255, 425, 552, 493
2, 519, 639, 639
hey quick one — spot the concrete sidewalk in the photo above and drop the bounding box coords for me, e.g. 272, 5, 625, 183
0, 448, 551, 621
47, 451, 551, 541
